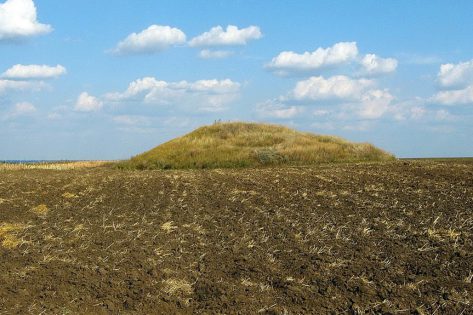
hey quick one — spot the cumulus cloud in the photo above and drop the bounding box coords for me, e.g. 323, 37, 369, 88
267, 42, 358, 73
1, 64, 66, 80
112, 25, 186, 55
358, 89, 394, 119
106, 77, 240, 112
429, 59, 473, 105
267, 75, 398, 121
431, 85, 473, 105
292, 75, 373, 101
198, 49, 234, 59
360, 54, 398, 75
437, 59, 473, 88
75, 92, 103, 112
0, 0, 52, 40
189, 25, 262, 47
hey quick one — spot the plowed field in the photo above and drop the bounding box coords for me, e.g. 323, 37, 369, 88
1, 160, 472, 314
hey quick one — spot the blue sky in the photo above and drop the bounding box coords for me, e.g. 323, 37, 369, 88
1, 0, 472, 160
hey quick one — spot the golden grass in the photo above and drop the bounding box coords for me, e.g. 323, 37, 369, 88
427, 228, 461, 241
118, 122, 395, 169
161, 221, 177, 233
0, 161, 111, 171
162, 278, 193, 296
62, 192, 78, 199
0, 223, 28, 249
31, 204, 49, 216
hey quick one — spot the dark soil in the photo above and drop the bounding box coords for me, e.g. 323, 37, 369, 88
1, 160, 472, 314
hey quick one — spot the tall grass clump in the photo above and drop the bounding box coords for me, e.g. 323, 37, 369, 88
118, 122, 395, 170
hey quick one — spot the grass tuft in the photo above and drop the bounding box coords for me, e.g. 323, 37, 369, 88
31, 204, 49, 216
162, 278, 193, 296
161, 221, 177, 233
0, 223, 28, 249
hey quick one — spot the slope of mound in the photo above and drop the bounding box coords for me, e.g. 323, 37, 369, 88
119, 122, 395, 169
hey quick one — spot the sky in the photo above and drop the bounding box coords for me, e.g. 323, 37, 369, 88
1, 0, 473, 160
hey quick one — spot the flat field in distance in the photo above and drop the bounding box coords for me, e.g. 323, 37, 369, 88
0, 160, 472, 314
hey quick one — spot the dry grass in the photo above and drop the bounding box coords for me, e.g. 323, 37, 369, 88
62, 192, 78, 199
162, 278, 193, 295
31, 204, 49, 216
118, 122, 394, 169
0, 223, 28, 249
161, 221, 177, 233
0, 161, 111, 171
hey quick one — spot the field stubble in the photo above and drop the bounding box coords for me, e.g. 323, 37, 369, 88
0, 160, 472, 314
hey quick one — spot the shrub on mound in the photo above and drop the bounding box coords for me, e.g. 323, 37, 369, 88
118, 122, 395, 169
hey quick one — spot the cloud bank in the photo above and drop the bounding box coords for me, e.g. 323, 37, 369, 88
106, 77, 241, 112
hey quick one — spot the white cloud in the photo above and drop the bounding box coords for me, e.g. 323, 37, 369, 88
1, 64, 66, 79
106, 77, 167, 101
0, 79, 46, 94
256, 100, 303, 119
388, 98, 428, 121
75, 92, 103, 112
428, 60, 473, 106
274, 75, 399, 121
185, 79, 240, 93
292, 75, 373, 101
437, 59, 473, 88
198, 49, 234, 59
0, 0, 52, 40
358, 89, 394, 119
431, 85, 473, 105
0, 79, 32, 93
112, 25, 186, 55
106, 77, 240, 112
189, 25, 262, 47
360, 54, 398, 75
267, 42, 358, 72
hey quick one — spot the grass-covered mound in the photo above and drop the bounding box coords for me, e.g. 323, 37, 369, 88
118, 122, 395, 169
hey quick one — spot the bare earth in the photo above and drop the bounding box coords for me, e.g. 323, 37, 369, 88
0, 160, 472, 314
